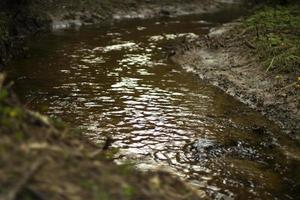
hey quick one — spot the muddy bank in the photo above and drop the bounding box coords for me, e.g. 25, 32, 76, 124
172, 5, 300, 140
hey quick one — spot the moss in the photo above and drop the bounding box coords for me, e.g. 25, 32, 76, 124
119, 160, 136, 175
104, 147, 120, 160
94, 189, 111, 200
80, 179, 96, 190
0, 98, 23, 121
52, 117, 67, 130
80, 180, 112, 199
0, 87, 25, 135
122, 184, 135, 199
243, 5, 300, 73
0, 89, 8, 101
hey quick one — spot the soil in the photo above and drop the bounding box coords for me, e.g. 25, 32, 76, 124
171, 21, 300, 141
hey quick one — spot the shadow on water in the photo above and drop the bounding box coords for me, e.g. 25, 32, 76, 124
7, 5, 300, 200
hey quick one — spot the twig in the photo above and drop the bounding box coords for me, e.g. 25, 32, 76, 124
102, 136, 114, 151
266, 57, 275, 72
244, 40, 256, 49
21, 142, 88, 159
24, 96, 38, 108
0, 73, 5, 90
239, 28, 248, 37
255, 25, 260, 39
88, 149, 103, 158
164, 185, 194, 200
3, 158, 45, 200
3, 81, 14, 90
278, 82, 298, 92
22, 142, 63, 153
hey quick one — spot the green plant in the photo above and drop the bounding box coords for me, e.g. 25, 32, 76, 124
243, 5, 300, 73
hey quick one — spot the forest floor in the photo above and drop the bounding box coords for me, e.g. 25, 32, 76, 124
172, 3, 300, 140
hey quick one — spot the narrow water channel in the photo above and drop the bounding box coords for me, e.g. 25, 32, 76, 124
7, 6, 300, 200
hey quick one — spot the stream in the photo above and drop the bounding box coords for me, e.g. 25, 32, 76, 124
8, 5, 300, 200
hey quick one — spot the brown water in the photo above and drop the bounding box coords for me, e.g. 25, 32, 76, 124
8, 7, 300, 200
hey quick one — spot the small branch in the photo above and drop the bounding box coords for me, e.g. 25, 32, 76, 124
3, 158, 45, 200
278, 82, 298, 92
88, 149, 103, 158
102, 136, 114, 151
24, 96, 38, 108
164, 185, 194, 200
244, 40, 256, 50
0, 73, 5, 90
239, 28, 248, 37
255, 25, 259, 39
266, 57, 275, 72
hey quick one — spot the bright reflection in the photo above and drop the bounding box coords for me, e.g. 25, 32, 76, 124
12, 14, 300, 200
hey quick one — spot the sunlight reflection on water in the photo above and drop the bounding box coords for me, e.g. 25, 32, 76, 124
9, 10, 300, 200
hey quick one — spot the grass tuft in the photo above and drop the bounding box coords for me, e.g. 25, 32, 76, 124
243, 5, 300, 73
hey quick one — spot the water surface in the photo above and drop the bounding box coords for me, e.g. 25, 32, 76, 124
8, 7, 300, 200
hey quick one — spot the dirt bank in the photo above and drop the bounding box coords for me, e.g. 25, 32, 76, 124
172, 4, 299, 140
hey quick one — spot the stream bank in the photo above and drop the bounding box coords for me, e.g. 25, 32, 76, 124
172, 3, 300, 141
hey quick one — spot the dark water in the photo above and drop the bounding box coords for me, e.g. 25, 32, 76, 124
8, 7, 300, 200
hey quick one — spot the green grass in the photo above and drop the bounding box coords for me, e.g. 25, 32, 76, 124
243, 5, 300, 73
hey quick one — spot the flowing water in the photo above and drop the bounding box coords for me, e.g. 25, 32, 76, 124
8, 6, 300, 200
